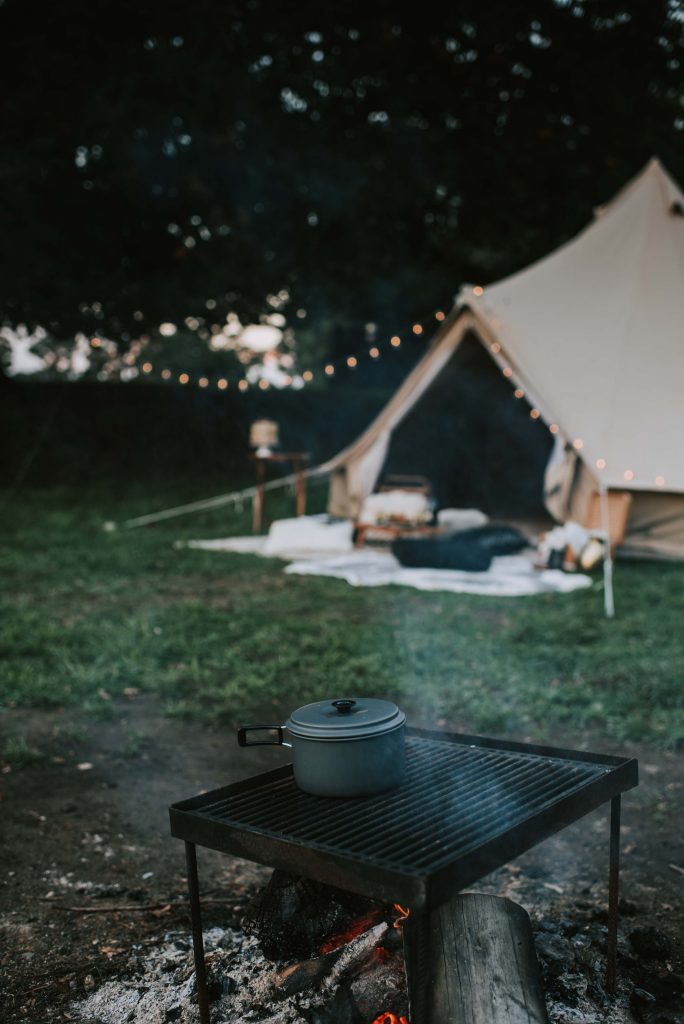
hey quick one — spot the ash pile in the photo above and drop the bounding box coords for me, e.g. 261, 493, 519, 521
71, 872, 683, 1024
73, 872, 408, 1024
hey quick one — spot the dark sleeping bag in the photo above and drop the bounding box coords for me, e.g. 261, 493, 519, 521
391, 524, 529, 572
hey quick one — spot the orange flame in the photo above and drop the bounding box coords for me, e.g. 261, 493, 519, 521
392, 903, 410, 930
371, 1014, 410, 1024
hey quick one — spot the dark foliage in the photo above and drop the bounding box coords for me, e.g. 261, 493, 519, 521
0, 0, 682, 355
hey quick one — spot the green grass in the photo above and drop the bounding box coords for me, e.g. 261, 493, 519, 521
1, 484, 682, 747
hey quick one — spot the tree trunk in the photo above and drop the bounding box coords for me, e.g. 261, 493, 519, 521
404, 893, 549, 1024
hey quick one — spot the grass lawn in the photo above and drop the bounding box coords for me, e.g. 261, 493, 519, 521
1, 482, 682, 749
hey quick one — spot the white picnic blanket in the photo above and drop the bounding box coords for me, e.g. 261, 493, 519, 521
285, 550, 592, 596
184, 527, 593, 597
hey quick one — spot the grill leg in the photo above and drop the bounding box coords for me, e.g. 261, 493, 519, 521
606, 795, 621, 996
185, 841, 210, 1024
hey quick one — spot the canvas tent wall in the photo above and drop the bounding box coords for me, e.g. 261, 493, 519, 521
322, 158, 684, 559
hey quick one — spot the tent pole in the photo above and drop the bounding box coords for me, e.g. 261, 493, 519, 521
599, 482, 615, 618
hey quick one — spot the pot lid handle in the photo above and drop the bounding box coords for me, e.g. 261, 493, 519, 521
331, 699, 356, 715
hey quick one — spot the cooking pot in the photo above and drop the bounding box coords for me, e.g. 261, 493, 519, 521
237, 697, 406, 798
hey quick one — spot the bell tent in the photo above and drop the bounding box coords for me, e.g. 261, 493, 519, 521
322, 157, 684, 560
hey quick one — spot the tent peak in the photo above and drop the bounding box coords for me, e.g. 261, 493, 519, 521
594, 155, 684, 219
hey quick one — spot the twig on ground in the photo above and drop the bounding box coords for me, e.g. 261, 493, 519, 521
44, 897, 236, 914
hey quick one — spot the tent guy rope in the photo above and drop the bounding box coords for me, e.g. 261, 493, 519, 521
107, 464, 330, 530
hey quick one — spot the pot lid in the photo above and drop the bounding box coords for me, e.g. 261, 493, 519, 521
287, 698, 405, 740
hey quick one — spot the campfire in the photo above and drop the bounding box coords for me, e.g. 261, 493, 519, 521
165, 728, 639, 1023
240, 871, 412, 1021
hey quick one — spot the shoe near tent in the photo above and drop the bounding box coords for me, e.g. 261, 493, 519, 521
323, 157, 684, 561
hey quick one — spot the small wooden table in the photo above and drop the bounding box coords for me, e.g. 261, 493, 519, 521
251, 451, 309, 533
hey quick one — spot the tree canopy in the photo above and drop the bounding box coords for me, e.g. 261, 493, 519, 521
1, 0, 682, 367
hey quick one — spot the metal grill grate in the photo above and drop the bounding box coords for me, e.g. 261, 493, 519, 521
170, 729, 638, 909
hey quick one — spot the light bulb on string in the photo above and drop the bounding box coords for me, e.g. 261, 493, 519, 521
258, 379, 269, 390
514, 388, 524, 399
655, 475, 665, 487
142, 363, 153, 374
435, 311, 445, 321
623, 469, 634, 481
473, 285, 484, 296
502, 367, 513, 378
369, 347, 380, 358
490, 342, 501, 354
549, 423, 559, 434
596, 458, 606, 470
238, 380, 248, 392
325, 364, 335, 376
572, 439, 584, 450
412, 324, 423, 335
217, 379, 228, 390
179, 373, 189, 384
390, 336, 401, 347
303, 370, 314, 382
161, 369, 171, 380
347, 356, 357, 368
530, 408, 540, 420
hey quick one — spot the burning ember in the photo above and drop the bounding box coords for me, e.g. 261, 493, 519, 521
319, 908, 386, 954
368, 907, 411, 1024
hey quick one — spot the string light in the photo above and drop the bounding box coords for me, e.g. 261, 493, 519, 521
90, 337, 101, 348
596, 458, 606, 470
573, 438, 584, 450
530, 408, 540, 419
623, 469, 634, 481
115, 303, 586, 404
109, 303, 453, 392
473, 285, 484, 296
549, 423, 559, 434
655, 475, 665, 487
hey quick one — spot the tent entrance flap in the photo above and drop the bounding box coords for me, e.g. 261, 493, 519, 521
378, 335, 552, 518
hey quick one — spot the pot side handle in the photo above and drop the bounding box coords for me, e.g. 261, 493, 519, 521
237, 725, 290, 747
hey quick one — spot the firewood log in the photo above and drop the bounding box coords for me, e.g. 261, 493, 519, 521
274, 922, 389, 999
404, 893, 549, 1024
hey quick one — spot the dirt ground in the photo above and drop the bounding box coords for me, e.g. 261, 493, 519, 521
1, 697, 682, 1024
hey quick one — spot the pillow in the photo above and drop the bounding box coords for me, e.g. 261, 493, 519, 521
263, 516, 354, 556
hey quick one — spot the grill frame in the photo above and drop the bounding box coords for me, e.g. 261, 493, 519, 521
169, 728, 638, 911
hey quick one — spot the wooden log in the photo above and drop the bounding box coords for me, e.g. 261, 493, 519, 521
273, 922, 388, 999
403, 893, 549, 1024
